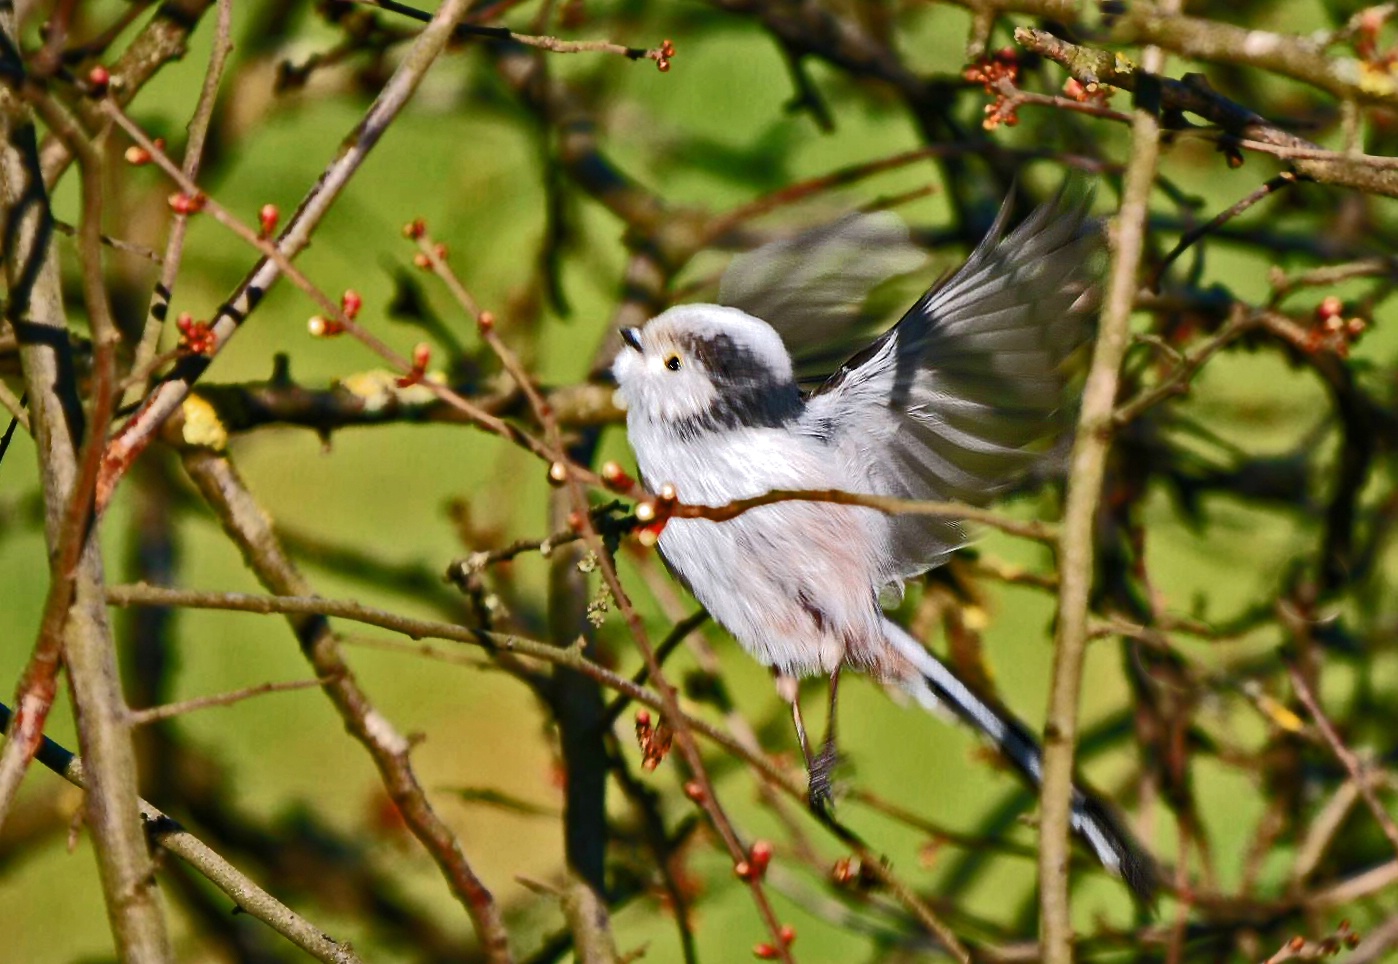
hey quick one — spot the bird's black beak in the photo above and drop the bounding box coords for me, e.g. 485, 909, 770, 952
620, 327, 643, 352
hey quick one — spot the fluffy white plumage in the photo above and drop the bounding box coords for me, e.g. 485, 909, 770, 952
611, 187, 1155, 902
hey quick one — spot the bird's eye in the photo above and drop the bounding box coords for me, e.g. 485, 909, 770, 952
665, 355, 682, 371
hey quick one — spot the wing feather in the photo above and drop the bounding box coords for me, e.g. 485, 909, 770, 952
718, 210, 929, 385
801, 185, 1102, 582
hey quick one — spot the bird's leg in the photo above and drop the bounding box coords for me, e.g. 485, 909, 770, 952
807, 667, 842, 811
774, 671, 816, 772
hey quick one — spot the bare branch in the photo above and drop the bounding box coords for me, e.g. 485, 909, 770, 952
99, 0, 484, 506
0, 701, 364, 964
1017, 27, 1398, 198
1038, 18, 1169, 957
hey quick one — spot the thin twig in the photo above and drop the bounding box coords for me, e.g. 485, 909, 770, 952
0, 380, 28, 432
125, 0, 233, 406
178, 448, 514, 962
358, 0, 672, 63
1113, 305, 1260, 425
673, 488, 1057, 543
98, 0, 484, 507
0, 701, 363, 964
1150, 173, 1302, 292
1288, 664, 1398, 855
104, 580, 982, 957
127, 677, 332, 726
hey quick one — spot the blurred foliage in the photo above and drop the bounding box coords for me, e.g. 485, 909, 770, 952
2, 0, 1398, 962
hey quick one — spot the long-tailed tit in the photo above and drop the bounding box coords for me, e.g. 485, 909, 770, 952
611, 187, 1156, 901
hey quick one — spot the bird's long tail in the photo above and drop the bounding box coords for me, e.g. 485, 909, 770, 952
882, 618, 1157, 904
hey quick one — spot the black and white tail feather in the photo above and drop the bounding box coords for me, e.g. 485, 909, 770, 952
883, 620, 1157, 903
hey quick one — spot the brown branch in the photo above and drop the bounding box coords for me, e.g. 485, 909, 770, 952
1112, 7, 1398, 110
1149, 173, 1303, 292
1269, 257, 1398, 302
0, 701, 364, 964
0, 378, 27, 431
0, 30, 172, 957
1038, 19, 1169, 959
50, 218, 164, 262
1016, 27, 1398, 198
187, 375, 620, 436
1288, 664, 1398, 855
177, 448, 514, 962
357, 0, 673, 64
98, 0, 483, 507
104, 581, 987, 956
670, 488, 1057, 543
38, 0, 218, 186
125, 0, 234, 406
127, 677, 331, 727
1113, 303, 1260, 425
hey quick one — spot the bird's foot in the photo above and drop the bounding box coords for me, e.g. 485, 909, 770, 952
807, 740, 841, 813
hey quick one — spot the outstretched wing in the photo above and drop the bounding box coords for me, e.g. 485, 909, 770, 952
800, 186, 1102, 582
719, 210, 928, 386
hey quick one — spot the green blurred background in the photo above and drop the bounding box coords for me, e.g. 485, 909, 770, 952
3, 0, 1397, 961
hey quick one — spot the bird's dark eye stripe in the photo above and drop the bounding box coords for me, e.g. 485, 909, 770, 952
679, 331, 768, 389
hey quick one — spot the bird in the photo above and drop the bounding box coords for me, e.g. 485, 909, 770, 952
610, 185, 1156, 902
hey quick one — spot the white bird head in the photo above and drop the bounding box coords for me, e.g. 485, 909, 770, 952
611, 304, 801, 433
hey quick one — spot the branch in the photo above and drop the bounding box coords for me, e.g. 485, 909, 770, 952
178, 447, 514, 962
0, 23, 172, 958
38, 0, 217, 186
1113, 303, 1260, 425
666, 488, 1057, 543
126, 677, 331, 727
1016, 27, 1398, 198
1288, 664, 1398, 855
1038, 20, 1168, 959
105, 580, 991, 956
1113, 7, 1398, 111
98, 0, 482, 506
359, 0, 674, 65
0, 701, 364, 964
125, 0, 234, 406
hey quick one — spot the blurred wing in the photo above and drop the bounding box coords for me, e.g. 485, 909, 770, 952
801, 186, 1102, 581
719, 210, 928, 385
